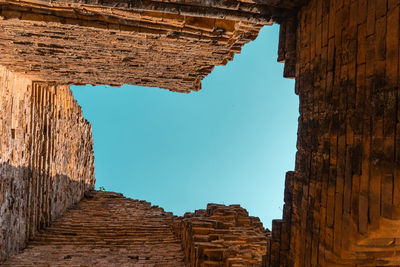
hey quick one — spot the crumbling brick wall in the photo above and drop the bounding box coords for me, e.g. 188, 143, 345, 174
3, 0, 400, 265
3, 191, 270, 266
179, 203, 269, 266
0, 67, 95, 262
2, 191, 186, 266
0, 0, 265, 93
269, 0, 400, 265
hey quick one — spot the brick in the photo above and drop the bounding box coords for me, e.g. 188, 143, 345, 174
3, 192, 186, 266
0, 68, 94, 262
386, 6, 399, 87
3, 0, 400, 266
0, 2, 264, 93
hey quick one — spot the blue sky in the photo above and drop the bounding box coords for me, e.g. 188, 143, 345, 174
71, 25, 298, 229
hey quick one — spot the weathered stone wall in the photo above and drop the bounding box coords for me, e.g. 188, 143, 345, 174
0, 0, 265, 92
179, 203, 269, 266
269, 0, 400, 265
32, 0, 282, 24
3, 0, 400, 265
2, 191, 186, 266
0, 67, 95, 262
3, 191, 269, 266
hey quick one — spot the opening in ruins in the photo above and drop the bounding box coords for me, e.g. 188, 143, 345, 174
71, 26, 298, 228
4, 0, 400, 264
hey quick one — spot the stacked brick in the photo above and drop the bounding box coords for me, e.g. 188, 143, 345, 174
3, 192, 270, 266
4, 0, 400, 265
0, 67, 95, 262
266, 172, 294, 267
2, 191, 186, 266
179, 203, 269, 266
269, 0, 400, 266
43, 0, 281, 24
0, 0, 265, 93
277, 15, 297, 78
3, 0, 310, 24
45, 0, 307, 12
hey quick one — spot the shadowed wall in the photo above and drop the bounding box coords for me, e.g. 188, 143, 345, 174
2, 0, 400, 266
268, 0, 400, 266
0, 67, 95, 262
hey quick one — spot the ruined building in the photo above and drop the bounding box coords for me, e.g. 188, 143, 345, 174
0, 0, 399, 266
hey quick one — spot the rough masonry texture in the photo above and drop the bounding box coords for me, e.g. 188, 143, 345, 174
2, 191, 187, 266
0, 0, 270, 92
0, 66, 95, 262
3, 191, 269, 266
1, 0, 400, 266
268, 0, 400, 266
179, 204, 269, 266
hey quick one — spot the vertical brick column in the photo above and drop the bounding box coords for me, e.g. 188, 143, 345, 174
270, 0, 400, 265
0, 67, 95, 262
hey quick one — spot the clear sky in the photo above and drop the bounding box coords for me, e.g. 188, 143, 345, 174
71, 25, 298, 229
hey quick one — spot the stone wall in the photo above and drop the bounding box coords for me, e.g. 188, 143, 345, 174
179, 203, 269, 266
269, 0, 400, 265
3, 191, 269, 266
0, 0, 265, 92
2, 191, 186, 266
0, 67, 95, 262
3, 0, 400, 265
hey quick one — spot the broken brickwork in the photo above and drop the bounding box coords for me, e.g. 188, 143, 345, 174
3, 191, 269, 266
179, 203, 269, 266
0, 0, 268, 92
2, 0, 400, 266
0, 67, 95, 262
2, 191, 186, 266
0, 0, 296, 263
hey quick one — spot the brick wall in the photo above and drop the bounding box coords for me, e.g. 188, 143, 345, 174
2, 191, 186, 266
0, 67, 95, 262
179, 204, 269, 266
3, 191, 269, 266
3, 0, 400, 265
269, 0, 400, 265
0, 1, 264, 93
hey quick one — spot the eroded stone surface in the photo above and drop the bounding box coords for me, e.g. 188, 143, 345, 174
267, 0, 400, 266
0, 67, 95, 262
179, 204, 270, 266
3, 191, 186, 266
0, 0, 264, 92
3, 191, 269, 266
3, 0, 400, 266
